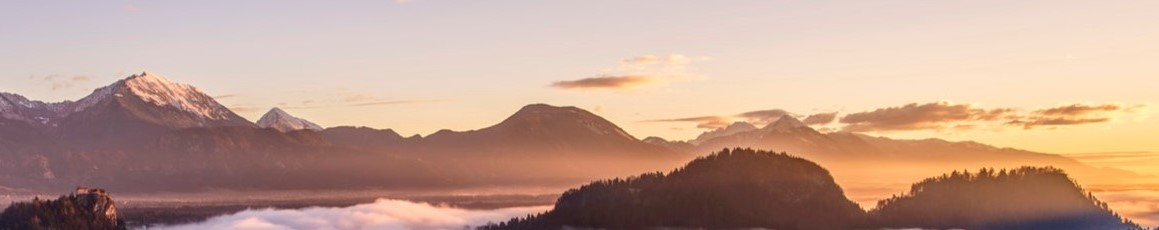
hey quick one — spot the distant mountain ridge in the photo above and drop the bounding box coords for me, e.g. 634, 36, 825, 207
644, 113, 1140, 184
0, 72, 250, 130
0, 73, 687, 192
0, 72, 1139, 194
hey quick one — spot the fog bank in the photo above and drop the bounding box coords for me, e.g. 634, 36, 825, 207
154, 198, 550, 230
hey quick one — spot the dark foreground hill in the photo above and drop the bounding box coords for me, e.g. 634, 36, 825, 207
483, 148, 864, 230
869, 167, 1143, 230
0, 187, 124, 230
482, 148, 1145, 230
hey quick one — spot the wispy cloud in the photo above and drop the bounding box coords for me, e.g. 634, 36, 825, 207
550, 75, 654, 90
227, 105, 261, 113
214, 94, 242, 99
839, 102, 1015, 132
155, 198, 550, 230
803, 112, 839, 125
349, 99, 448, 107
736, 109, 793, 126
643, 108, 801, 129
552, 54, 706, 91
1008, 103, 1144, 129
30, 74, 94, 90
125, 4, 141, 12
642, 116, 733, 129
644, 101, 1146, 134
271, 89, 446, 110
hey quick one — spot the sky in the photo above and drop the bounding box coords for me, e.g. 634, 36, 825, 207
1, 0, 1156, 154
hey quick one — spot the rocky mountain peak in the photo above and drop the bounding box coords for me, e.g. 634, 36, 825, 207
763, 115, 807, 131
257, 107, 324, 132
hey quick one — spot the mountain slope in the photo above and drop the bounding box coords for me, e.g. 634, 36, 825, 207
485, 148, 864, 230
257, 107, 324, 132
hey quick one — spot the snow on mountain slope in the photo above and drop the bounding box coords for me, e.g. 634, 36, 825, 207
120, 72, 237, 120
0, 92, 70, 125
257, 107, 324, 132
0, 72, 248, 128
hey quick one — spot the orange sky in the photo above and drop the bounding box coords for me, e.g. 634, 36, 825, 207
1, 1, 1156, 154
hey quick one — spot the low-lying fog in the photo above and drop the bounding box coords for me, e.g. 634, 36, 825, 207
152, 198, 550, 230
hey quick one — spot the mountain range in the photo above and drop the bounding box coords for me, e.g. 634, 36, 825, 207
644, 115, 1140, 185
0, 72, 1140, 193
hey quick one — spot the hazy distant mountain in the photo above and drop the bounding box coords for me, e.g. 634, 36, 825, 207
0, 74, 690, 192
409, 104, 688, 184
689, 121, 757, 145
869, 167, 1143, 230
421, 104, 653, 153
319, 126, 411, 151
485, 148, 864, 230
257, 107, 324, 132
650, 114, 1139, 184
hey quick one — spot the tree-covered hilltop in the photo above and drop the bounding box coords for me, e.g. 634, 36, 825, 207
482, 148, 1152, 230
0, 188, 124, 230
869, 167, 1144, 230
483, 148, 865, 230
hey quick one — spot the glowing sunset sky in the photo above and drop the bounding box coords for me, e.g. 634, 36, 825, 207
1, 1, 1156, 154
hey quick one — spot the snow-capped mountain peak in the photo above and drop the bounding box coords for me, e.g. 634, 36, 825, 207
118, 72, 234, 120
1, 72, 252, 129
257, 107, 324, 132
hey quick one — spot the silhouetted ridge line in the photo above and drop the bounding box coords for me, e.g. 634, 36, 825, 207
482, 149, 1148, 230
869, 167, 1144, 230
482, 148, 864, 230
0, 187, 125, 230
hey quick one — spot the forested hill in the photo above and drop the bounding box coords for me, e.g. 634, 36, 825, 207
483, 148, 864, 230
869, 167, 1144, 230
0, 188, 124, 230
482, 148, 1148, 230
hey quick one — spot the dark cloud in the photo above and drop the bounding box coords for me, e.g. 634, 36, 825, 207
1008, 103, 1142, 129
839, 102, 1016, 132
802, 112, 838, 125
550, 75, 654, 90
